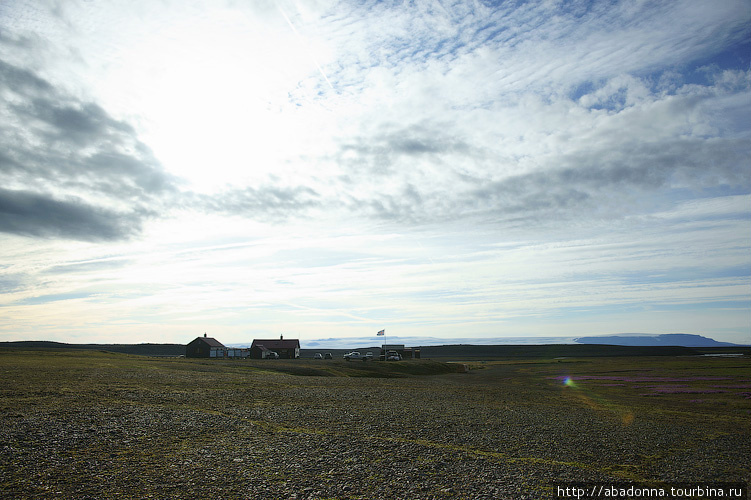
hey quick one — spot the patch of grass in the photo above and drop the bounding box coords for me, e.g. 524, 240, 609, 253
535, 356, 751, 422
229, 358, 464, 378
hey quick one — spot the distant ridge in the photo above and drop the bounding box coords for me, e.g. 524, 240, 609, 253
0, 341, 185, 356
417, 343, 701, 358
574, 333, 743, 347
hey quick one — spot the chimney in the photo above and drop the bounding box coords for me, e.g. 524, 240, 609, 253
204, 333, 207, 337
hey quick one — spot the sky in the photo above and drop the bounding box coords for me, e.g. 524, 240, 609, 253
1, 0, 750, 347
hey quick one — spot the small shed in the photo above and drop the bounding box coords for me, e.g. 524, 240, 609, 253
380, 344, 419, 359
250, 335, 300, 359
186, 334, 226, 358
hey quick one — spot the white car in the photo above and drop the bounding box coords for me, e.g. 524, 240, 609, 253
314, 353, 323, 359
386, 351, 401, 361
343, 351, 364, 361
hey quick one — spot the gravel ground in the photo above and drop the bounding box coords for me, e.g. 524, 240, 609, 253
1, 355, 749, 499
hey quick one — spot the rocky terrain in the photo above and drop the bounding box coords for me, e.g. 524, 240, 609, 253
1, 351, 749, 499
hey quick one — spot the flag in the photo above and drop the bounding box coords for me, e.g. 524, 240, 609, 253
377, 330, 385, 336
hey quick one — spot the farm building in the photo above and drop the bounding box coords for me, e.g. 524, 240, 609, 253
380, 344, 420, 359
185, 335, 250, 359
186, 334, 226, 358
226, 348, 250, 359
250, 336, 300, 359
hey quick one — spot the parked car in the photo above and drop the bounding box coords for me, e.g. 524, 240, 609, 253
344, 351, 366, 361
314, 353, 323, 359
365, 352, 374, 359
386, 350, 401, 361
324, 353, 333, 359
265, 351, 279, 359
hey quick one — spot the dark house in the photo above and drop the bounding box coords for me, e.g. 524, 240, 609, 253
186, 334, 226, 358
250, 336, 300, 359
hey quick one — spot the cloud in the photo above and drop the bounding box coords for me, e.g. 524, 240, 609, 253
193, 185, 324, 222
5, 0, 746, 233
320, 73, 750, 225
0, 187, 148, 241
263, 1, 746, 228
0, 55, 176, 241
322, 0, 751, 101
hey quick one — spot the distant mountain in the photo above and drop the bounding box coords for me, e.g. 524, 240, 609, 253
574, 333, 741, 347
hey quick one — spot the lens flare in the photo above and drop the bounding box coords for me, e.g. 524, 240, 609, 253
558, 375, 634, 426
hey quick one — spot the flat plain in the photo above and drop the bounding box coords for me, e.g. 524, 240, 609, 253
1, 349, 749, 499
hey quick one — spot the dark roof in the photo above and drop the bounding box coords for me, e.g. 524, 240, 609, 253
251, 339, 300, 349
194, 337, 225, 348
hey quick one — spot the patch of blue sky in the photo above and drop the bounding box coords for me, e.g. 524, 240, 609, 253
521, 300, 750, 323
554, 0, 611, 20
18, 292, 93, 305
683, 42, 751, 85
614, 266, 751, 286
709, 326, 751, 344
269, 247, 387, 268
42, 258, 132, 275
641, 300, 751, 312
571, 44, 750, 110
505, 304, 636, 322
404, 287, 479, 303
0, 277, 23, 294
669, 186, 751, 202
569, 80, 598, 102
430, 32, 470, 61
400, 40, 454, 67
655, 195, 751, 229
475, 21, 514, 46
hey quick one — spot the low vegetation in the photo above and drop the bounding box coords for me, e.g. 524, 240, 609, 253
207, 357, 464, 378
1, 349, 749, 499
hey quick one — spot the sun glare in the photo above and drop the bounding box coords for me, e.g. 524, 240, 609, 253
103, 7, 334, 192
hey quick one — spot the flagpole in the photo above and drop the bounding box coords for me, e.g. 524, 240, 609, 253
377, 329, 385, 360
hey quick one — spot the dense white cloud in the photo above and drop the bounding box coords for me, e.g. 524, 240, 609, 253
0, 0, 749, 345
